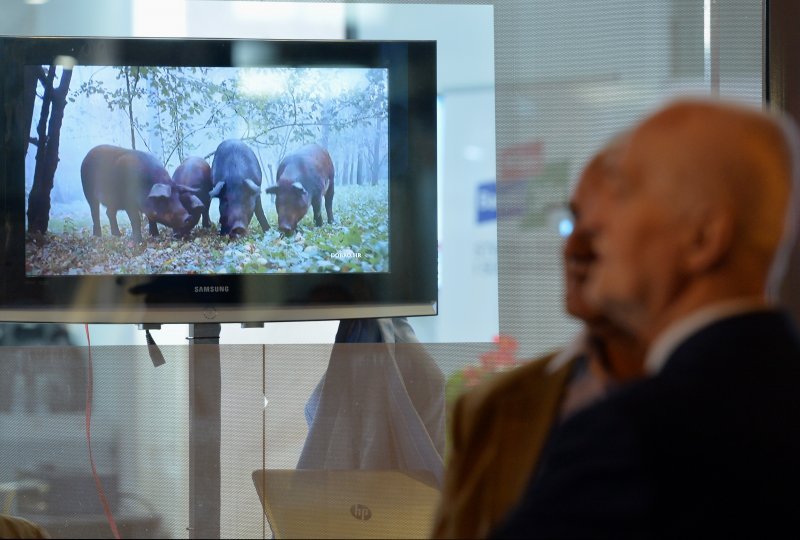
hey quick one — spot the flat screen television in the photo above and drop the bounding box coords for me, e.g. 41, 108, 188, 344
0, 36, 438, 324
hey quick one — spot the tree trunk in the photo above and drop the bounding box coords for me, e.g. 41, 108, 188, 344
27, 66, 55, 233
371, 116, 383, 185
27, 66, 72, 234
22, 67, 41, 158
356, 150, 366, 186
342, 153, 351, 186
347, 150, 356, 185
125, 68, 136, 149
320, 103, 331, 149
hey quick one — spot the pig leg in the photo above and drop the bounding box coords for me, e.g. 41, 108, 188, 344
324, 184, 334, 224
311, 197, 324, 227
107, 208, 122, 237
88, 200, 102, 236
202, 208, 210, 228
254, 196, 270, 232
125, 209, 144, 243
148, 218, 160, 237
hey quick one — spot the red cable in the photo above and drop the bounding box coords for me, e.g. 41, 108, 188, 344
85, 324, 122, 540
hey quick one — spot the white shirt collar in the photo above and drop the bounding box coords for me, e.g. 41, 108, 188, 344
645, 297, 769, 375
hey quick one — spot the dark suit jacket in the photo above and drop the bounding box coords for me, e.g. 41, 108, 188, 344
431, 351, 576, 539
491, 310, 800, 539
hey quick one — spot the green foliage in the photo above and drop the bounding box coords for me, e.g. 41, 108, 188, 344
27, 185, 389, 276
71, 66, 389, 168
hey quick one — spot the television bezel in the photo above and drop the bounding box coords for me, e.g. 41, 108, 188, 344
0, 35, 438, 324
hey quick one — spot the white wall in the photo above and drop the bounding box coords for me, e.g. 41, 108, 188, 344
348, 3, 499, 344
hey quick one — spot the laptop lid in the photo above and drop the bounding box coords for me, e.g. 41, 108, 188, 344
252, 469, 441, 539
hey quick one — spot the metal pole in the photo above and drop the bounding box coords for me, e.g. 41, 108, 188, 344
187, 323, 221, 539
710, 0, 720, 95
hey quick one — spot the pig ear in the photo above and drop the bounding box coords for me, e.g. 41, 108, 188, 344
291, 182, 307, 195
182, 194, 205, 214
209, 182, 225, 198
244, 178, 260, 194
148, 183, 172, 199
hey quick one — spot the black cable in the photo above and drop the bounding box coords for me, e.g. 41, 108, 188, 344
145, 329, 166, 367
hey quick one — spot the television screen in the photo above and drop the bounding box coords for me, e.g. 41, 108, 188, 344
0, 37, 438, 324
26, 64, 390, 276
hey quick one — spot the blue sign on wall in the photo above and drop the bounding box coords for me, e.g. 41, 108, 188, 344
477, 181, 497, 223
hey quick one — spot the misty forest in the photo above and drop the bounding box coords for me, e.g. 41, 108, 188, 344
25, 63, 390, 276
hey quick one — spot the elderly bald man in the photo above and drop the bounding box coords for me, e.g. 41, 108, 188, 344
431, 142, 645, 539
491, 99, 800, 539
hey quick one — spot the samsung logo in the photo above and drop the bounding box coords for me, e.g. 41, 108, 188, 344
194, 286, 230, 293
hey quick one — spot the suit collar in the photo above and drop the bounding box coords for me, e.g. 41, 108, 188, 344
645, 297, 770, 375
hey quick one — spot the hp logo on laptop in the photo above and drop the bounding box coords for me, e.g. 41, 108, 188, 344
350, 504, 373, 521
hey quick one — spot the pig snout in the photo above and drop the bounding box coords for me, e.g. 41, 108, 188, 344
275, 204, 306, 235
277, 213, 303, 235
229, 225, 247, 239
224, 216, 249, 238
173, 215, 196, 238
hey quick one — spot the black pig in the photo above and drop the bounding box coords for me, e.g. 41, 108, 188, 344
173, 156, 212, 232
266, 144, 335, 235
209, 140, 270, 239
81, 144, 196, 242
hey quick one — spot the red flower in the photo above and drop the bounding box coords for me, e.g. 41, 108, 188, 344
463, 366, 485, 388
479, 334, 519, 370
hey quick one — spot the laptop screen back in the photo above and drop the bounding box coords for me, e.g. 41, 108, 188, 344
252, 469, 440, 539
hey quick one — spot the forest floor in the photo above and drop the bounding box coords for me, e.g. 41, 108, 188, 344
26, 185, 389, 276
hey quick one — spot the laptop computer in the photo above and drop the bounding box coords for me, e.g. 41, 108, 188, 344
252, 469, 441, 539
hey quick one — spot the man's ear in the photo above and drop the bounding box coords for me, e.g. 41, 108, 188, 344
684, 209, 735, 273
